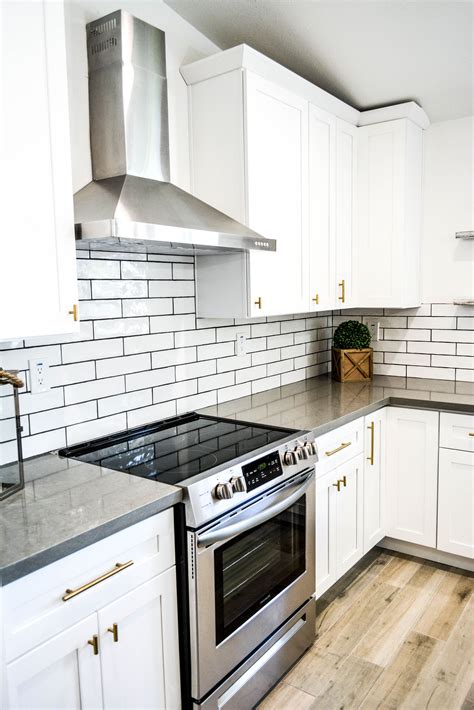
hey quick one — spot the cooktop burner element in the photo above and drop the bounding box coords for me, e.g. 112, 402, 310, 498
58, 414, 293, 486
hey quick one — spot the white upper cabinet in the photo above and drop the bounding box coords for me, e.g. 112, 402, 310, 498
335, 119, 357, 308
356, 119, 423, 308
190, 69, 308, 318
0, 0, 78, 341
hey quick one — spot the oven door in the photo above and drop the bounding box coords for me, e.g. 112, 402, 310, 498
188, 468, 315, 700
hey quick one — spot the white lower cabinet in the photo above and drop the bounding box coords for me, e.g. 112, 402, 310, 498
6, 614, 103, 710
98, 570, 180, 710
363, 409, 387, 552
3, 512, 181, 710
386, 407, 439, 547
316, 453, 364, 598
437, 448, 474, 559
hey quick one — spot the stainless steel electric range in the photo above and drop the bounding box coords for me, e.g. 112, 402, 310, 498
59, 413, 317, 709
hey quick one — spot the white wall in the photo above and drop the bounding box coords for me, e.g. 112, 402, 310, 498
64, 0, 220, 192
422, 115, 474, 303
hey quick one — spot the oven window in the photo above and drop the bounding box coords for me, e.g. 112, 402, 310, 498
214, 496, 306, 644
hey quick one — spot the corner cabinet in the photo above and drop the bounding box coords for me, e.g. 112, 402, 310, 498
3, 511, 181, 710
0, 0, 78, 341
190, 70, 309, 318
356, 119, 423, 308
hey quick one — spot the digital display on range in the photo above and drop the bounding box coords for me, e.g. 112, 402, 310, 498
241, 450, 283, 491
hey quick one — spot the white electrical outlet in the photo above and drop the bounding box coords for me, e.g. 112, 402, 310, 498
363, 318, 380, 342
236, 333, 247, 356
29, 358, 50, 394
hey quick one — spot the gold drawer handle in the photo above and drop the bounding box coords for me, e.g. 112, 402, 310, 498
312, 293, 319, 305
254, 296, 262, 309
367, 422, 375, 465
469, 432, 474, 437
325, 441, 351, 457
338, 279, 345, 303
108, 623, 119, 643
332, 480, 341, 492
68, 304, 78, 321
88, 635, 99, 655
62, 561, 134, 601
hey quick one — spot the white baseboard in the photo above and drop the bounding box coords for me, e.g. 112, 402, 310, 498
379, 537, 474, 573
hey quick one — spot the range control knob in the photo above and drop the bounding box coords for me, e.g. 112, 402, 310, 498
283, 449, 299, 466
299, 444, 310, 459
231, 475, 247, 493
214, 482, 234, 500
309, 441, 318, 456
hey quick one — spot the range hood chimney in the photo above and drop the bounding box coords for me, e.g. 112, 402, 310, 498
74, 10, 275, 255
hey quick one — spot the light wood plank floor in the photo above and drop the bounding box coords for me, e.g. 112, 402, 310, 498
258, 549, 474, 710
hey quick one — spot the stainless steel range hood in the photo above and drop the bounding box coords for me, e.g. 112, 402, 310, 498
74, 10, 275, 255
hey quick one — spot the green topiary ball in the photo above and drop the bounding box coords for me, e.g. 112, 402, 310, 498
333, 320, 371, 349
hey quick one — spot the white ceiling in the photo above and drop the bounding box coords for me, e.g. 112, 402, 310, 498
164, 0, 473, 123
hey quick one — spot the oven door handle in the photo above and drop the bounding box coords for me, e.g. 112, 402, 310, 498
196, 471, 314, 548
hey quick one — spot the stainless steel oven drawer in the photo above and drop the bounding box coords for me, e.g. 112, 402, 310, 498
196, 598, 316, 710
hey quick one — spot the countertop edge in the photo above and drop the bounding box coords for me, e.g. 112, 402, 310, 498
1, 488, 183, 586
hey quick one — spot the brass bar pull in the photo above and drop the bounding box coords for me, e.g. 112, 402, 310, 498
469, 432, 474, 437
254, 296, 262, 309
62, 561, 134, 601
338, 280, 345, 303
312, 293, 319, 305
88, 635, 99, 655
325, 441, 351, 457
68, 304, 78, 321
108, 623, 119, 643
367, 422, 375, 465
332, 480, 341, 492
341, 475, 347, 487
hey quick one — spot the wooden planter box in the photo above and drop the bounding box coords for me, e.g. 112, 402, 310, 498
332, 348, 373, 382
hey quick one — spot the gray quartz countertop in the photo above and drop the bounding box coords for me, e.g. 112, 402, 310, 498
0, 454, 182, 585
200, 373, 474, 434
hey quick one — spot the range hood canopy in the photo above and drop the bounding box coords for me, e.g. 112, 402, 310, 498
74, 10, 275, 255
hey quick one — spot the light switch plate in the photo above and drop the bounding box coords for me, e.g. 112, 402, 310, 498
236, 333, 247, 356
29, 358, 50, 393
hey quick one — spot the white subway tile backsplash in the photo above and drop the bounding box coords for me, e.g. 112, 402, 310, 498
406, 366, 456, 380
78, 281, 92, 300
65, 376, 125, 405
458, 317, 474, 330
149, 280, 194, 297
67, 414, 127, 446
281, 319, 306, 333
98, 389, 152, 417
198, 342, 234, 361
17, 388, 64, 415
217, 382, 251, 404
407, 341, 455, 355
50, 361, 96, 387
383, 328, 431, 341
122, 260, 171, 280
30, 401, 97, 435
127, 400, 177, 428
251, 322, 280, 337
176, 391, 216, 415
94, 317, 149, 340
384, 352, 431, 367
24, 321, 94, 348
431, 355, 474, 369
92, 280, 147, 299
408, 316, 457, 330
79, 300, 122, 320
150, 314, 195, 333
267, 360, 294, 376
152, 347, 196, 369
216, 325, 251, 343
251, 350, 281, 366
122, 298, 173, 317
217, 354, 252, 372
235, 364, 266, 384
252, 375, 281, 394
62, 339, 123, 364
198, 372, 234, 393
76, 259, 120, 279
267, 334, 293, 349
124, 333, 173, 355
96, 353, 150, 378
0, 345, 61, 370
374, 363, 407, 377
176, 360, 216, 381
457, 343, 474, 356
172, 262, 194, 279
126, 367, 175, 392
153, 380, 197, 403
432, 329, 474, 343
456, 369, 474, 382
174, 298, 195, 314
22, 429, 66, 458
175, 328, 215, 348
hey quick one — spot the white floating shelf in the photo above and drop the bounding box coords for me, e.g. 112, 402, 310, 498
453, 299, 474, 306
455, 231, 474, 239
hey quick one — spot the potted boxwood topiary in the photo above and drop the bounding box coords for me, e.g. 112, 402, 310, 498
332, 320, 373, 382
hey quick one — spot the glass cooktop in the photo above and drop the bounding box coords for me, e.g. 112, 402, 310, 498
58, 414, 295, 486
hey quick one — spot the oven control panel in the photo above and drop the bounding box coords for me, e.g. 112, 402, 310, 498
241, 450, 283, 492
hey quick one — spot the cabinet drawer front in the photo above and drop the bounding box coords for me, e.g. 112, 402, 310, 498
440, 412, 474, 452
4, 509, 175, 662
315, 417, 364, 476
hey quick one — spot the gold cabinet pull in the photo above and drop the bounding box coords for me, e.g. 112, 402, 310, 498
469, 432, 474, 437
62, 561, 134, 601
254, 296, 262, 309
68, 304, 78, 321
312, 293, 319, 305
107, 623, 119, 643
338, 280, 345, 303
88, 635, 99, 655
367, 422, 375, 465
325, 441, 351, 457
341, 475, 347, 487
332, 480, 341, 492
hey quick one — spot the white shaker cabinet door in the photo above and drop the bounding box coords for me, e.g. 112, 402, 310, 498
363, 408, 387, 552
308, 105, 336, 312
335, 119, 357, 309
438, 448, 474, 559
335, 453, 364, 577
386, 408, 439, 547
0, 0, 78, 341
98, 568, 181, 710
315, 469, 338, 598
6, 614, 103, 710
245, 72, 309, 317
